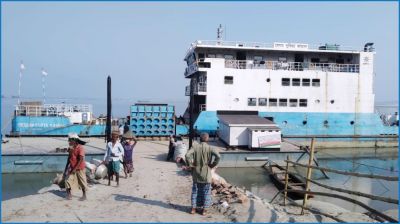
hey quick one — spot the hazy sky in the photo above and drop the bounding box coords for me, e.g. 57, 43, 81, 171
1, 2, 398, 116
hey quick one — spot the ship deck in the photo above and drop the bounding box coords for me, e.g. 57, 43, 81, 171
2, 136, 107, 155
2, 136, 305, 172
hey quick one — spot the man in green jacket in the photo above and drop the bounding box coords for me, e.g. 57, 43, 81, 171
185, 132, 220, 216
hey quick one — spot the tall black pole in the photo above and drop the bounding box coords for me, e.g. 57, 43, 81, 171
189, 78, 194, 148
105, 76, 112, 143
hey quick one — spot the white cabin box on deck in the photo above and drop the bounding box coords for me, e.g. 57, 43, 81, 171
218, 114, 281, 148
248, 127, 281, 149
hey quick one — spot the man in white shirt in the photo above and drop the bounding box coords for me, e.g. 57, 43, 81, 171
103, 131, 124, 186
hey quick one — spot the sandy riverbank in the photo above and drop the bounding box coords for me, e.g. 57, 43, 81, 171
1, 141, 380, 222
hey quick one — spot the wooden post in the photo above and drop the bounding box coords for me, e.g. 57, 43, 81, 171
301, 137, 315, 215
283, 155, 290, 206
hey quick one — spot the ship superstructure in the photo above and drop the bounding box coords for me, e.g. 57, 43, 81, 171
183, 39, 397, 136
11, 101, 106, 136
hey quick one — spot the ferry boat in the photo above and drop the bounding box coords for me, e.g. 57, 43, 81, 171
10, 101, 106, 136
183, 37, 398, 138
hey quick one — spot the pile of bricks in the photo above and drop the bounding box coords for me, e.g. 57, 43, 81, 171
211, 172, 248, 204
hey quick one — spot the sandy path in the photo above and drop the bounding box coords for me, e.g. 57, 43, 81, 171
2, 141, 229, 222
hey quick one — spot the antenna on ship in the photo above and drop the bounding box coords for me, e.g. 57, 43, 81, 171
217, 24, 223, 44
18, 60, 25, 105
41, 68, 48, 104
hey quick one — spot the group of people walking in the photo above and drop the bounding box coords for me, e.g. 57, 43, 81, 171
103, 131, 137, 186
63, 130, 137, 200
63, 130, 220, 217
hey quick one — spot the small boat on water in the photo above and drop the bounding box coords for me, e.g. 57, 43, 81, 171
266, 163, 313, 200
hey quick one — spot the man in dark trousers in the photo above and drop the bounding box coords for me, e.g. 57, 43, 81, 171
64, 133, 88, 200
185, 132, 220, 216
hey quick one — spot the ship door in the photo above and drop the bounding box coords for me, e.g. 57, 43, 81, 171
294, 54, 304, 71
82, 113, 88, 124
236, 51, 247, 69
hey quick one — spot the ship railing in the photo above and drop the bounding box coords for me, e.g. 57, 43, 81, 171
14, 104, 93, 117
196, 82, 207, 92
14, 105, 44, 117
189, 40, 359, 52
185, 82, 207, 96
225, 60, 359, 73
199, 104, 206, 111
185, 85, 190, 96
44, 104, 93, 113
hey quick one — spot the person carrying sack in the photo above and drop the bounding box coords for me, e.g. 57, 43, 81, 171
103, 131, 124, 186
64, 133, 88, 201
121, 130, 137, 178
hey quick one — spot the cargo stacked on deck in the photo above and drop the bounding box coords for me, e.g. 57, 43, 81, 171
130, 103, 175, 136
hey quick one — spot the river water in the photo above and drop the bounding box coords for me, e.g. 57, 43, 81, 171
217, 147, 398, 213
2, 172, 58, 201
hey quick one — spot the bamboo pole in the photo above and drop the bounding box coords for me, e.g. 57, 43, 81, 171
286, 189, 398, 223
271, 189, 397, 223
285, 161, 398, 181
283, 155, 290, 206
301, 137, 315, 215
300, 175, 398, 204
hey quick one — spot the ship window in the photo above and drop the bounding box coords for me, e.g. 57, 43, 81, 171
302, 79, 310, 86
254, 56, 263, 61
224, 54, 234, 59
259, 98, 267, 106
269, 98, 277, 107
336, 58, 345, 64
279, 99, 287, 107
289, 99, 298, 107
224, 76, 233, 84
282, 78, 290, 86
292, 78, 301, 86
312, 79, 320, 87
216, 54, 224, 58
311, 58, 320, 63
248, 98, 257, 106
299, 99, 308, 107
208, 54, 215, 58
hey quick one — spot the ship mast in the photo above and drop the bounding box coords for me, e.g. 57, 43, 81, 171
217, 24, 223, 44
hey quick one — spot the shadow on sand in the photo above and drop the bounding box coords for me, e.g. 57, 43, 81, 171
113, 194, 190, 213
49, 189, 66, 199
